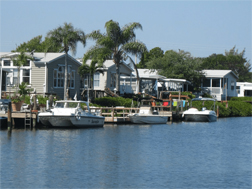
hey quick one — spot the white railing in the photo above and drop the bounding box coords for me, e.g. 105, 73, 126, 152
202, 87, 223, 94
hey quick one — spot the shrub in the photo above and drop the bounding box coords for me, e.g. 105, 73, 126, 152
228, 101, 252, 117
94, 97, 137, 107
230, 97, 252, 102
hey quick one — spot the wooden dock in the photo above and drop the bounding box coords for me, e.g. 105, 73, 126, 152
0, 106, 174, 129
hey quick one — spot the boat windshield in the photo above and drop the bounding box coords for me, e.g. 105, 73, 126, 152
55, 102, 64, 108
55, 102, 79, 108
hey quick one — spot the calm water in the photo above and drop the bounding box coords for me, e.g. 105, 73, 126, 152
1, 117, 251, 189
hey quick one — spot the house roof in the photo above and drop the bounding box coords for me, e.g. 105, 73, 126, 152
84, 59, 134, 71
0, 52, 81, 65
202, 70, 239, 79
32, 53, 65, 63
133, 69, 166, 79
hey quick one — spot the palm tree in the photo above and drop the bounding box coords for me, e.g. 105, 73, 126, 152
124, 55, 141, 94
46, 22, 86, 100
78, 59, 104, 90
83, 20, 147, 95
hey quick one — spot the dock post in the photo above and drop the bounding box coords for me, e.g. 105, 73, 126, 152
112, 107, 114, 122
7, 102, 12, 132
217, 105, 219, 117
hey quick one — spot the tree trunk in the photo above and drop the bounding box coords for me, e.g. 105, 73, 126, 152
133, 63, 140, 94
116, 63, 120, 95
64, 53, 68, 100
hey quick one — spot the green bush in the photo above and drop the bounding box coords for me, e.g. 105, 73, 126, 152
37, 95, 49, 105
24, 95, 30, 104
230, 97, 252, 101
94, 97, 137, 107
228, 101, 252, 117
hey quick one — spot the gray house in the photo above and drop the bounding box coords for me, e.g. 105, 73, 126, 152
80, 60, 134, 97
0, 52, 82, 100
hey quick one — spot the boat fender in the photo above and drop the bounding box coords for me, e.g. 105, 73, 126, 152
75, 111, 81, 120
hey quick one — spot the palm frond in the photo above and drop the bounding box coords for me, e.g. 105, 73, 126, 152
121, 41, 147, 58
46, 22, 86, 56
122, 22, 143, 43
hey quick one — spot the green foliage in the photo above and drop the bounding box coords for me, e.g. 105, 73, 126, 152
230, 96, 252, 101
85, 20, 147, 92
201, 46, 251, 82
46, 22, 86, 55
227, 101, 252, 117
37, 95, 49, 105
190, 100, 252, 117
138, 47, 164, 68
10, 96, 23, 103
94, 97, 137, 107
216, 102, 231, 117
18, 82, 32, 96
13, 35, 61, 53
146, 50, 204, 91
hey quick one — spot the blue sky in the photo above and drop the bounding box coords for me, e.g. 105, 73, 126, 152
0, 0, 251, 64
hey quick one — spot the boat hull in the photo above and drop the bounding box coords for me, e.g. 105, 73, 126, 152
39, 115, 104, 127
182, 108, 217, 122
128, 114, 168, 124
183, 114, 217, 122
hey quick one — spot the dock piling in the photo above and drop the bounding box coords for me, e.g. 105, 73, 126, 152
7, 102, 12, 132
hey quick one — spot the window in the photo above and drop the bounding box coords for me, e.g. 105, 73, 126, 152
203, 79, 210, 87
231, 81, 235, 90
7, 72, 12, 86
212, 78, 220, 87
53, 66, 75, 88
236, 86, 240, 94
23, 60, 30, 67
13, 70, 18, 86
94, 73, 100, 87
68, 71, 75, 88
111, 73, 116, 87
3, 60, 11, 66
53, 66, 64, 88
22, 69, 30, 84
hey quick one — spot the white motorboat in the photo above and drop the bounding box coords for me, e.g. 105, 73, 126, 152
182, 98, 217, 122
38, 100, 105, 127
128, 99, 168, 124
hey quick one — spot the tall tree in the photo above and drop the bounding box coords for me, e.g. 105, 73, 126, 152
201, 46, 251, 82
13, 35, 62, 53
83, 20, 147, 94
147, 49, 204, 90
137, 47, 164, 68
46, 23, 86, 100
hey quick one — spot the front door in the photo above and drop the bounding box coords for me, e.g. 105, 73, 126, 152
1, 71, 6, 91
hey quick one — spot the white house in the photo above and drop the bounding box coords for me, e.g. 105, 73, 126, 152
201, 70, 238, 101
236, 82, 252, 97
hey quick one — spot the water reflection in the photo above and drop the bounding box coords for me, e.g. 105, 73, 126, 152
1, 117, 251, 188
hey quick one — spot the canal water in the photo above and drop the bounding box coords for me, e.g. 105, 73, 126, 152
1, 117, 251, 189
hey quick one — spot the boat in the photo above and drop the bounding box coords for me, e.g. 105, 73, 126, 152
128, 99, 168, 124
38, 100, 105, 127
182, 98, 217, 122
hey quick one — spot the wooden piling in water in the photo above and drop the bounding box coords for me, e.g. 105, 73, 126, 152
7, 102, 12, 132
